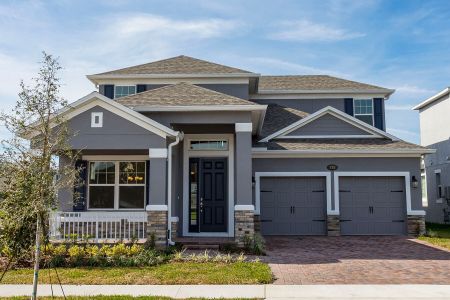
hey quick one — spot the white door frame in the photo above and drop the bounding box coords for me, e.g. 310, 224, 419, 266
254, 172, 333, 215
182, 134, 235, 237
333, 171, 426, 216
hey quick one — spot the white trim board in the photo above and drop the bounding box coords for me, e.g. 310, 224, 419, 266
254, 172, 333, 215
182, 134, 235, 237
259, 106, 397, 143
333, 171, 425, 216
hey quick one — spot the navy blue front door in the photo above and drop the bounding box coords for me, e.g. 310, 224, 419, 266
189, 158, 227, 233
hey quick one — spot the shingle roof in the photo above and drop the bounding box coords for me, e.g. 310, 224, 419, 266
116, 82, 257, 107
95, 55, 253, 76
260, 104, 309, 138
258, 75, 392, 92
257, 138, 428, 151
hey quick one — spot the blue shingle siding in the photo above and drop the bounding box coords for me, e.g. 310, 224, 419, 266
373, 98, 384, 130
73, 160, 88, 211
104, 85, 114, 99
344, 98, 354, 116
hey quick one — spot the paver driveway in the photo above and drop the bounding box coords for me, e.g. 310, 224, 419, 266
262, 236, 450, 284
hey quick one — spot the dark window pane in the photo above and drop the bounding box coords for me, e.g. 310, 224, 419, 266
355, 115, 373, 125
119, 186, 145, 209
89, 186, 114, 209
119, 161, 145, 184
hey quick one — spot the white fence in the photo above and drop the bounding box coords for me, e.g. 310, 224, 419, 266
49, 211, 148, 243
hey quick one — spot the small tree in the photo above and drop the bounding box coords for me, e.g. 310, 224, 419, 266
0, 52, 78, 299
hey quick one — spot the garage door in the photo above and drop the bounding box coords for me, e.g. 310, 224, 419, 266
339, 176, 406, 235
260, 177, 327, 235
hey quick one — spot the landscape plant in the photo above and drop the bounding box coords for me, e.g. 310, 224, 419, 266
0, 52, 79, 299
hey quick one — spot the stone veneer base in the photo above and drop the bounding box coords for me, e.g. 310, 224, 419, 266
407, 215, 426, 236
235, 210, 255, 246
147, 210, 168, 247
327, 215, 340, 236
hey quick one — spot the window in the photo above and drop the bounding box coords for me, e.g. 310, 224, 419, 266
190, 140, 228, 151
421, 172, 428, 207
354, 99, 374, 125
114, 86, 136, 98
436, 172, 443, 198
91, 112, 103, 127
88, 161, 146, 210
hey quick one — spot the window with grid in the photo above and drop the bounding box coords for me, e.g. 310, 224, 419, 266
354, 99, 374, 125
114, 86, 136, 98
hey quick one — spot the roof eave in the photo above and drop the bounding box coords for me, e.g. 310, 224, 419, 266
87, 73, 261, 84
413, 87, 450, 110
130, 105, 267, 112
252, 148, 435, 155
257, 89, 395, 96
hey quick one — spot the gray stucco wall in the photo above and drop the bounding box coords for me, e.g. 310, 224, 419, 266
235, 131, 252, 205
286, 114, 369, 136
423, 139, 450, 223
252, 157, 423, 212
252, 98, 345, 113
66, 106, 166, 149
58, 154, 74, 211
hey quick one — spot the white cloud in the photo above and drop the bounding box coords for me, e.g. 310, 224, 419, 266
268, 20, 365, 42
246, 57, 346, 76
387, 127, 419, 138
385, 104, 413, 111
114, 14, 242, 39
394, 84, 436, 96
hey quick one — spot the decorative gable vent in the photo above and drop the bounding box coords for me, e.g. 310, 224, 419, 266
91, 112, 103, 128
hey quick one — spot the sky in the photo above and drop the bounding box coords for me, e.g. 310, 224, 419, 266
1, 0, 450, 144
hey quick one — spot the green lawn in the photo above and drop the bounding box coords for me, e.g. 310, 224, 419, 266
1, 262, 273, 285
418, 223, 450, 250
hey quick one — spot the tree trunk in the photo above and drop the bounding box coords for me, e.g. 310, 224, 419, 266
31, 217, 41, 300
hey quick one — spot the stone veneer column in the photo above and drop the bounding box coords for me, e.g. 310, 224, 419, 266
407, 215, 426, 236
234, 123, 255, 245
327, 215, 340, 236
235, 207, 255, 246
146, 148, 168, 247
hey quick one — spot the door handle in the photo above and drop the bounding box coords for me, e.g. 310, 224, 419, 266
290, 206, 293, 214
200, 197, 203, 213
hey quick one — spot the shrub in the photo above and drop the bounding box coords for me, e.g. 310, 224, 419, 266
242, 233, 266, 255
67, 245, 85, 266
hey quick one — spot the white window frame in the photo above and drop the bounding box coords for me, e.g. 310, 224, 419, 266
353, 99, 374, 126
91, 112, 103, 128
87, 160, 147, 211
182, 134, 234, 237
114, 85, 137, 99
189, 139, 229, 151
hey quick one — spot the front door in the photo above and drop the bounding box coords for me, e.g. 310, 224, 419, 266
189, 158, 227, 233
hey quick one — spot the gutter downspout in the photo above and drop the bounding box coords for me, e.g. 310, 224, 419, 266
167, 132, 183, 246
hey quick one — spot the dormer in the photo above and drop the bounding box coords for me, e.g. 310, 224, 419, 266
86, 55, 260, 100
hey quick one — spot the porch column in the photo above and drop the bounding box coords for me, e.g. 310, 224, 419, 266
146, 148, 168, 247
234, 123, 255, 245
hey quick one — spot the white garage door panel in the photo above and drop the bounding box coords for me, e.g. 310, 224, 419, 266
339, 176, 407, 235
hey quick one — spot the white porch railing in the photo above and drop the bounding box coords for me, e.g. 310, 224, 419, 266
49, 211, 148, 243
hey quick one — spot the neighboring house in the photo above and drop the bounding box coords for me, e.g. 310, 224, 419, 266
40, 55, 432, 245
414, 88, 450, 224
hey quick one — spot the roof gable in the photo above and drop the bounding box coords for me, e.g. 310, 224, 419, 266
116, 82, 259, 108
285, 113, 373, 137
26, 92, 178, 139
92, 55, 254, 76
259, 106, 397, 142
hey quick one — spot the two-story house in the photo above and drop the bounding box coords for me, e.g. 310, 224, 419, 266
41, 55, 431, 246
414, 88, 450, 224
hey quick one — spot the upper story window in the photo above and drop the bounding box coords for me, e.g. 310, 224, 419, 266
354, 99, 374, 126
114, 86, 136, 98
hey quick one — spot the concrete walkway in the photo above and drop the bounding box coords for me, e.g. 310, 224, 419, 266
2, 284, 450, 299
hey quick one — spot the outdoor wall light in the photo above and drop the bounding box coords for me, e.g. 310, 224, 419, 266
252, 176, 256, 188
411, 176, 419, 189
